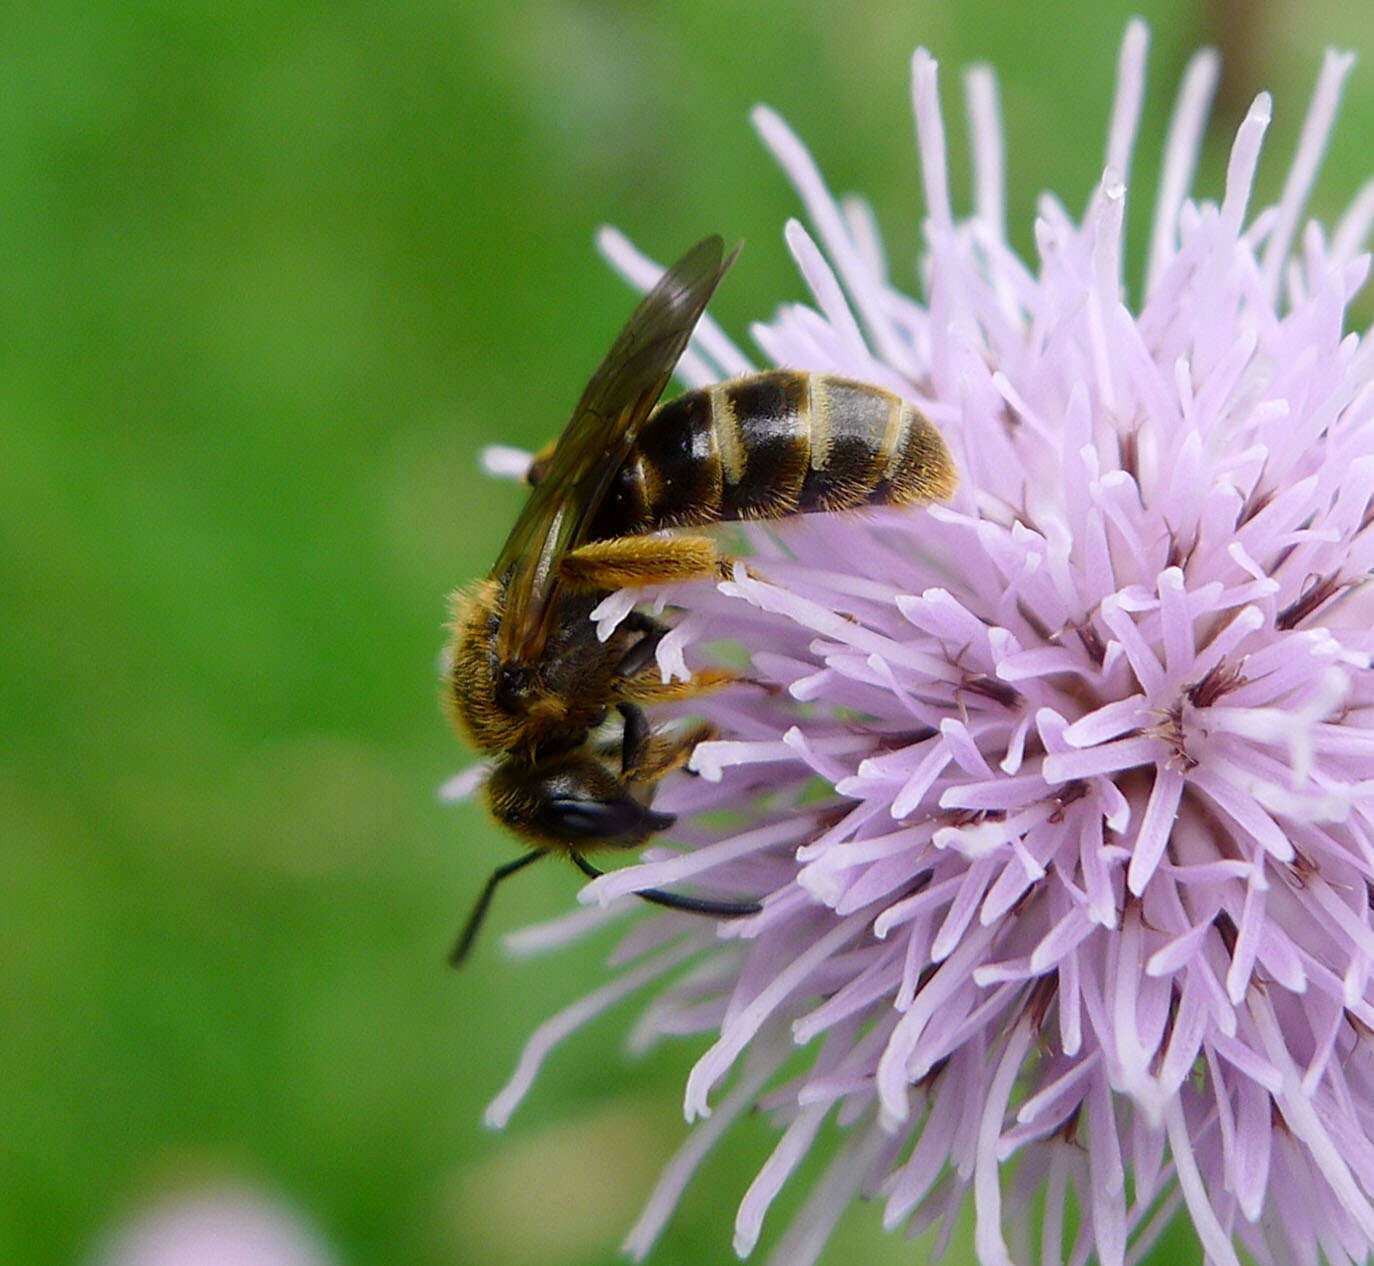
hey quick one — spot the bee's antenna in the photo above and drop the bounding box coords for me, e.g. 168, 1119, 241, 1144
568, 852, 762, 920
450, 851, 546, 967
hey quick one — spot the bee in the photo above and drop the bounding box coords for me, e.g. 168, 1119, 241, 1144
445, 235, 955, 963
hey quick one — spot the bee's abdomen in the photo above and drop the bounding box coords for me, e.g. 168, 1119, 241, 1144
591, 371, 954, 539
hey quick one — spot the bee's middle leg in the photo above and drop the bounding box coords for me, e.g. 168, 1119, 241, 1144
613, 610, 671, 680
611, 606, 783, 709
605, 594, 743, 706
614, 663, 741, 708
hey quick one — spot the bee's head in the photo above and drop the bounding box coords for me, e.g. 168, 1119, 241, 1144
485, 752, 675, 847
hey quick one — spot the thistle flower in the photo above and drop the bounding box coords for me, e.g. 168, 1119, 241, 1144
476, 21, 1374, 1266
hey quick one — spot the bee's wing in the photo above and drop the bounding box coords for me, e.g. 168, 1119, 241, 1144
493, 235, 737, 663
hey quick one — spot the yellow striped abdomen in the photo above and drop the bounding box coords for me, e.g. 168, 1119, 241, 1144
587, 370, 955, 539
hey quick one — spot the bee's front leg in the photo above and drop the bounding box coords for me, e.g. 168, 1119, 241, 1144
616, 702, 716, 784
617, 699, 652, 777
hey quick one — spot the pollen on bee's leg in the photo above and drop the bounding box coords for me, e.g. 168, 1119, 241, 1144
616, 666, 739, 708
559, 534, 721, 589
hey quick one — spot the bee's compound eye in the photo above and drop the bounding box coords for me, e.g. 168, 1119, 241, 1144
546, 795, 675, 840
495, 664, 533, 713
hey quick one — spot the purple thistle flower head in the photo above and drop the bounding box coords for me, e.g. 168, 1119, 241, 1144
472, 21, 1374, 1266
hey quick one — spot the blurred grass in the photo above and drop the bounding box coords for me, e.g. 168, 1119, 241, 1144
1, 2, 1370, 1264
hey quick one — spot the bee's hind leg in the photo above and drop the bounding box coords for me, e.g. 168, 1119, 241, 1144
559, 534, 730, 590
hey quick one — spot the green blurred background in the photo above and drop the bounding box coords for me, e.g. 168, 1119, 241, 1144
3, 2, 1370, 1263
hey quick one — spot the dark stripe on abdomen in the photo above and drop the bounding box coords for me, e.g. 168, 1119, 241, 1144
589, 390, 721, 538
715, 372, 811, 519
796, 376, 897, 511
585, 370, 955, 540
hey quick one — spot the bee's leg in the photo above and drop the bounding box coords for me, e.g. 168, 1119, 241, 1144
617, 700, 652, 777
449, 850, 545, 967
569, 851, 762, 919
623, 611, 669, 635
615, 664, 741, 708
609, 613, 742, 705
559, 534, 729, 590
611, 611, 671, 680
616, 701, 716, 782
613, 611, 782, 713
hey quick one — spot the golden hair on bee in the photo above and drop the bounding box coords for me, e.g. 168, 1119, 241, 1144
443, 578, 594, 760
442, 235, 957, 963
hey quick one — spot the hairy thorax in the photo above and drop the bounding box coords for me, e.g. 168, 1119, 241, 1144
444, 578, 624, 759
